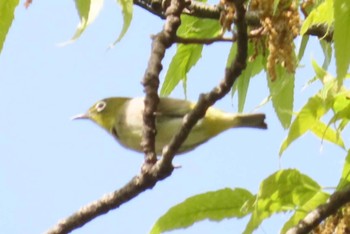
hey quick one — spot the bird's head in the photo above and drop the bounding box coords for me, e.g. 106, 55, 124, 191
72, 98, 128, 132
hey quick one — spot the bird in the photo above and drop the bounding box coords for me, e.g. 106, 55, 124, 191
72, 97, 267, 155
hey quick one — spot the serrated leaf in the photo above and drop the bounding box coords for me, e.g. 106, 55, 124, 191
337, 150, 350, 190
311, 119, 345, 149
311, 59, 336, 93
233, 43, 264, 112
161, 16, 220, 96
150, 188, 253, 234
0, 0, 20, 54
112, 0, 133, 44
247, 169, 326, 233
319, 39, 332, 70
328, 106, 350, 126
226, 42, 237, 68
300, 0, 333, 35
302, 58, 326, 90
60, 0, 103, 45
297, 35, 309, 61
324, 96, 350, 144
231, 43, 264, 112
287, 63, 348, 153
312, 58, 328, 82
267, 66, 294, 129
160, 44, 203, 96
281, 191, 329, 233
334, 0, 350, 81
177, 15, 221, 38
279, 95, 330, 156
244, 169, 325, 234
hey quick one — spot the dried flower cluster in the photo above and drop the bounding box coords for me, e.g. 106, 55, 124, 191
312, 203, 350, 234
249, 0, 301, 80
219, 0, 236, 35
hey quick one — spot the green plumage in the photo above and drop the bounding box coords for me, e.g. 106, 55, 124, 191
73, 97, 267, 154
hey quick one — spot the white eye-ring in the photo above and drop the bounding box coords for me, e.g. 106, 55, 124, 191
95, 101, 106, 112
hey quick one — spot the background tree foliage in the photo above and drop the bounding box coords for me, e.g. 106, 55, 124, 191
1, 0, 350, 233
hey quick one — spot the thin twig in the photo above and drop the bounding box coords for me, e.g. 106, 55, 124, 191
175, 35, 236, 44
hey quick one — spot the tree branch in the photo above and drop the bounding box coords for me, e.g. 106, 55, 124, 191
45, 176, 156, 234
45, 0, 185, 233
141, 0, 185, 167
133, 0, 166, 19
46, 0, 249, 232
158, 0, 248, 168
175, 35, 236, 44
134, 0, 333, 41
306, 24, 333, 42
286, 186, 350, 234
185, 0, 221, 19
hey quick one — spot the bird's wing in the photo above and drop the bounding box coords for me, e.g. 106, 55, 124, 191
156, 98, 194, 118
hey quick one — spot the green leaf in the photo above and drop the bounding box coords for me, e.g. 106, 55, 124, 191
300, 0, 333, 35
337, 150, 350, 190
231, 42, 264, 112
0, 0, 20, 54
319, 39, 332, 70
243, 169, 325, 234
312, 59, 328, 82
333, 93, 350, 112
161, 16, 220, 96
302, 59, 326, 89
279, 95, 330, 156
338, 119, 349, 132
160, 44, 203, 96
267, 66, 294, 129
328, 106, 350, 126
324, 95, 350, 143
150, 188, 253, 234
334, 0, 350, 81
226, 42, 237, 68
289, 63, 347, 151
311, 59, 336, 93
281, 191, 329, 233
332, 93, 350, 131
61, 0, 104, 45
273, 0, 281, 15
311, 119, 345, 149
113, 0, 133, 44
297, 35, 309, 61
176, 15, 221, 38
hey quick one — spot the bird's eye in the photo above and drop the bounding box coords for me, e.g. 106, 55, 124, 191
95, 101, 106, 112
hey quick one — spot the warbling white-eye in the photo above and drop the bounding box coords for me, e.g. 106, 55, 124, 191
73, 97, 267, 154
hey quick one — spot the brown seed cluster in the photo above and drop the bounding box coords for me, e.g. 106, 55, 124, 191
249, 0, 301, 81
219, 0, 236, 35
312, 203, 350, 234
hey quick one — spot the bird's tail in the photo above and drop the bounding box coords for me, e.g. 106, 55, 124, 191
234, 113, 267, 129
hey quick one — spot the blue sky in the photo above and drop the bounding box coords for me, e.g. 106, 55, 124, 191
0, 1, 346, 234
